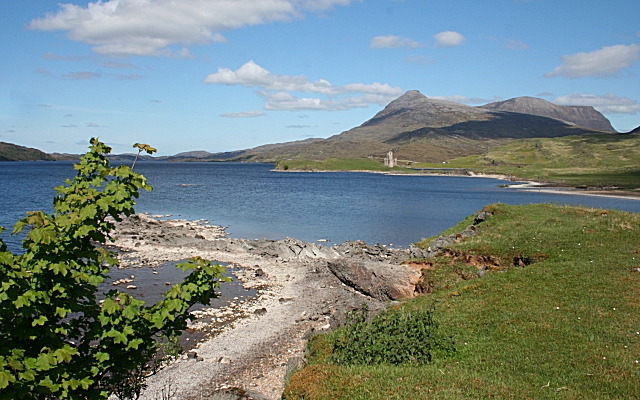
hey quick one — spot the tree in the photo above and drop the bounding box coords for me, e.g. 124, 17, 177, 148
0, 138, 228, 399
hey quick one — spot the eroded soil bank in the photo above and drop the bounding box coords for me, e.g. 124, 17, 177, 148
109, 213, 429, 399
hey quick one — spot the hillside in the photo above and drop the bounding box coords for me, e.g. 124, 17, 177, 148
0, 142, 54, 161
415, 133, 640, 189
480, 96, 615, 132
224, 91, 614, 163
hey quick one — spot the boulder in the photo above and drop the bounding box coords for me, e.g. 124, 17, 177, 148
327, 259, 422, 301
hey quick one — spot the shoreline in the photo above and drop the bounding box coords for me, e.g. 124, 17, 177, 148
273, 168, 640, 201
110, 214, 420, 399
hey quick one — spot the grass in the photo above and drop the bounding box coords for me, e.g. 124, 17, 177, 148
412, 133, 640, 189
283, 203, 640, 399
274, 158, 406, 172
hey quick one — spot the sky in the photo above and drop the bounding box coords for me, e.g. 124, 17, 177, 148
1, 0, 639, 156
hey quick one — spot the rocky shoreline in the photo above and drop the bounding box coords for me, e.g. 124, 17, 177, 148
109, 213, 432, 399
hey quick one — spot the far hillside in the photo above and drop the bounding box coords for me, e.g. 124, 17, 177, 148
414, 133, 640, 189
0, 142, 54, 161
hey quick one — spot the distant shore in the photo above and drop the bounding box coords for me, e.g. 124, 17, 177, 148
273, 168, 640, 201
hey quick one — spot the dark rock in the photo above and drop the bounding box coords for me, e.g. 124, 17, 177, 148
254, 268, 265, 277
473, 211, 491, 225
187, 350, 198, 359
253, 308, 267, 315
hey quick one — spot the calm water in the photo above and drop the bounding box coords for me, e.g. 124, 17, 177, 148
1, 161, 639, 252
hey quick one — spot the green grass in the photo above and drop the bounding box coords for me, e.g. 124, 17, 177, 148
283, 203, 640, 399
274, 158, 405, 172
412, 134, 640, 189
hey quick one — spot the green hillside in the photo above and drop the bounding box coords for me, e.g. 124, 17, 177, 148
414, 133, 640, 188
0, 142, 54, 161
284, 203, 640, 399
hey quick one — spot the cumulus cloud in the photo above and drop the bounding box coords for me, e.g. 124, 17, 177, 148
434, 31, 465, 47
553, 93, 640, 115
28, 0, 355, 57
545, 44, 640, 78
205, 60, 402, 111
505, 39, 529, 50
220, 110, 266, 118
370, 35, 422, 49
257, 91, 397, 111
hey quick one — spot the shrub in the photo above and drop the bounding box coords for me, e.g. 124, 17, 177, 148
0, 138, 228, 399
329, 304, 455, 366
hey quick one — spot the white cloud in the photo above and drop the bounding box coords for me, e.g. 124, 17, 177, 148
430, 94, 501, 105
28, 0, 355, 57
258, 91, 398, 111
545, 44, 640, 78
100, 61, 138, 69
205, 60, 402, 111
63, 71, 101, 80
553, 93, 640, 115
370, 35, 422, 49
505, 39, 529, 50
434, 31, 465, 47
220, 110, 266, 118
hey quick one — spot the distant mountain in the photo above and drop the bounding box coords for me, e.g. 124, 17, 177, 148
227, 90, 616, 163
0, 142, 54, 161
479, 96, 615, 132
629, 126, 640, 134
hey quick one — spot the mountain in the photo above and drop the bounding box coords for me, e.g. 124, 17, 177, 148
629, 126, 640, 134
228, 90, 615, 163
0, 142, 54, 161
479, 96, 615, 132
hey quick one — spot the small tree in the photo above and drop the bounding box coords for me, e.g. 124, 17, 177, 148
0, 138, 228, 399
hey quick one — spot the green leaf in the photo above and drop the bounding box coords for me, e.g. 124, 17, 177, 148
0, 370, 16, 389
32, 315, 48, 326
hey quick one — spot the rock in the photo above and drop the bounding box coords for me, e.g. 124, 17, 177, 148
286, 356, 306, 377
253, 308, 267, 315
218, 356, 231, 364
477, 265, 489, 278
209, 387, 270, 400
187, 351, 198, 359
473, 211, 491, 225
254, 268, 265, 277
409, 244, 430, 259
326, 258, 422, 301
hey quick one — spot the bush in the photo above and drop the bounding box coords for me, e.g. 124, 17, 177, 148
329, 304, 455, 366
0, 138, 228, 399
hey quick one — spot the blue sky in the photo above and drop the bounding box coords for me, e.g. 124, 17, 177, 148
1, 0, 639, 156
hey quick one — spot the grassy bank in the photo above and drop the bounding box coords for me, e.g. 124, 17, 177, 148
413, 133, 640, 189
283, 203, 640, 399
274, 158, 404, 172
